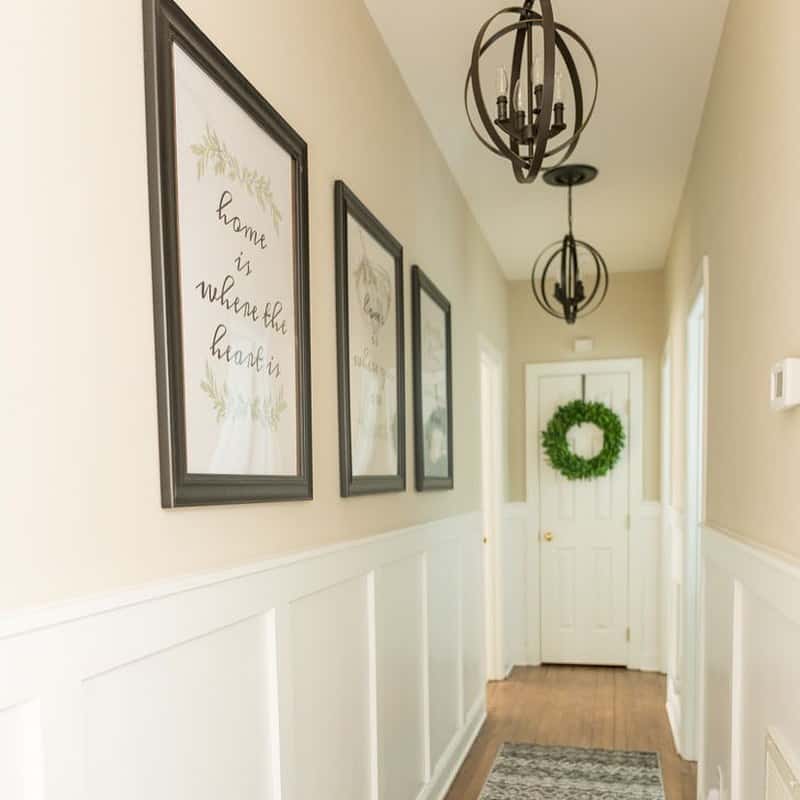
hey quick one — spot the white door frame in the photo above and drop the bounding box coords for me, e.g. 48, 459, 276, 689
480, 337, 505, 681
682, 261, 709, 765
525, 358, 644, 667
660, 344, 672, 675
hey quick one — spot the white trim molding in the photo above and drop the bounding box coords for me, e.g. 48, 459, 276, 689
523, 358, 658, 671
502, 502, 529, 672
0, 513, 486, 800
699, 524, 800, 800
628, 500, 663, 672
663, 504, 685, 755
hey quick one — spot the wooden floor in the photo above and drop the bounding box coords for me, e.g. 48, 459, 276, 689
445, 666, 696, 800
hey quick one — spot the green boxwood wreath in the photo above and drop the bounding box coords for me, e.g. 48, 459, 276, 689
542, 399, 625, 481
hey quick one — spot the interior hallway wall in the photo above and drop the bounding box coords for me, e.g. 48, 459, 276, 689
507, 270, 665, 502
1, 0, 509, 612
663, 0, 800, 795
663, 0, 800, 560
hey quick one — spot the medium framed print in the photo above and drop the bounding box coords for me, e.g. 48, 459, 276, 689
334, 181, 405, 496
143, 0, 312, 506
411, 266, 453, 491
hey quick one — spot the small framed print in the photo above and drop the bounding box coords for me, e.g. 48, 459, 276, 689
411, 266, 453, 491
334, 181, 406, 496
143, 0, 312, 506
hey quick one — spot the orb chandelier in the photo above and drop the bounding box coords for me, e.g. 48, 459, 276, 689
465, 0, 598, 184
531, 164, 608, 324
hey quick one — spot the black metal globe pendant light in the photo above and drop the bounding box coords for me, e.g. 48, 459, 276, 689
531, 164, 608, 324
465, 0, 598, 184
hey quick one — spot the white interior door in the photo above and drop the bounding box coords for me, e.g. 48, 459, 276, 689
539, 371, 630, 665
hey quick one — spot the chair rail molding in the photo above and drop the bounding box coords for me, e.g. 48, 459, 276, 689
0, 513, 486, 800
700, 524, 800, 800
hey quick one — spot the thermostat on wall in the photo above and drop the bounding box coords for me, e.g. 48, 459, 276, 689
770, 359, 800, 410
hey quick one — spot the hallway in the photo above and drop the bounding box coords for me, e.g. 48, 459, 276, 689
6, 0, 800, 798
446, 667, 696, 800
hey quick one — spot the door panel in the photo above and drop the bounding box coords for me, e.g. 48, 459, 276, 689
539, 372, 630, 665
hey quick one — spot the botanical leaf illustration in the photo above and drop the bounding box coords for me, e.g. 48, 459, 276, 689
191, 125, 283, 235
201, 361, 288, 431
200, 361, 227, 422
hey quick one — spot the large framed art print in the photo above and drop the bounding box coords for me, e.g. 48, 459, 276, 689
334, 181, 405, 496
143, 0, 312, 506
411, 266, 453, 491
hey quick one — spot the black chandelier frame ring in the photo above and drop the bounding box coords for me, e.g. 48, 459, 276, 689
465, 14, 598, 165
464, 3, 599, 183
531, 237, 609, 320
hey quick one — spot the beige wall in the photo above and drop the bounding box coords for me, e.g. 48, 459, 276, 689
1, 0, 509, 612
507, 271, 665, 502
663, 0, 800, 559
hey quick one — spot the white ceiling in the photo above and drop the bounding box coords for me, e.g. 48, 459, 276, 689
364, 0, 730, 278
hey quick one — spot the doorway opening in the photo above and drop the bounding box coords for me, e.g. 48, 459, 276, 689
480, 339, 504, 681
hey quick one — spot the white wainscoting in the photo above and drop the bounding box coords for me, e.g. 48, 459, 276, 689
502, 503, 528, 674
664, 505, 684, 755
700, 525, 800, 800
629, 500, 663, 672
0, 513, 486, 800
507, 500, 662, 671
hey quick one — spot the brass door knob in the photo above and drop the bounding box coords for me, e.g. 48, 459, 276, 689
543, 532, 554, 542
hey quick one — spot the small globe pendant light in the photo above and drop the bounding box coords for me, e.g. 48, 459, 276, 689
465, 0, 598, 184
531, 164, 608, 324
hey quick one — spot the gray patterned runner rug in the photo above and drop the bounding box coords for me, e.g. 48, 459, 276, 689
478, 743, 665, 799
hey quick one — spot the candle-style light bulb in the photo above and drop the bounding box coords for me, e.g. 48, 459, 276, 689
554, 71, 564, 103
496, 66, 509, 98
534, 56, 544, 87
514, 79, 525, 111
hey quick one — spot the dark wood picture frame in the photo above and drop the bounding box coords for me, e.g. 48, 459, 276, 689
142, 0, 312, 507
334, 181, 406, 497
411, 265, 454, 491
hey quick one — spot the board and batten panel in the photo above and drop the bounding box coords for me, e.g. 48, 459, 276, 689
700, 561, 734, 795
374, 555, 427, 800
290, 575, 374, 800
461, 526, 484, 714
84, 614, 276, 800
701, 526, 800, 800
427, 538, 463, 772
0, 512, 485, 800
502, 504, 528, 673
0, 700, 44, 800
738, 588, 800, 798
